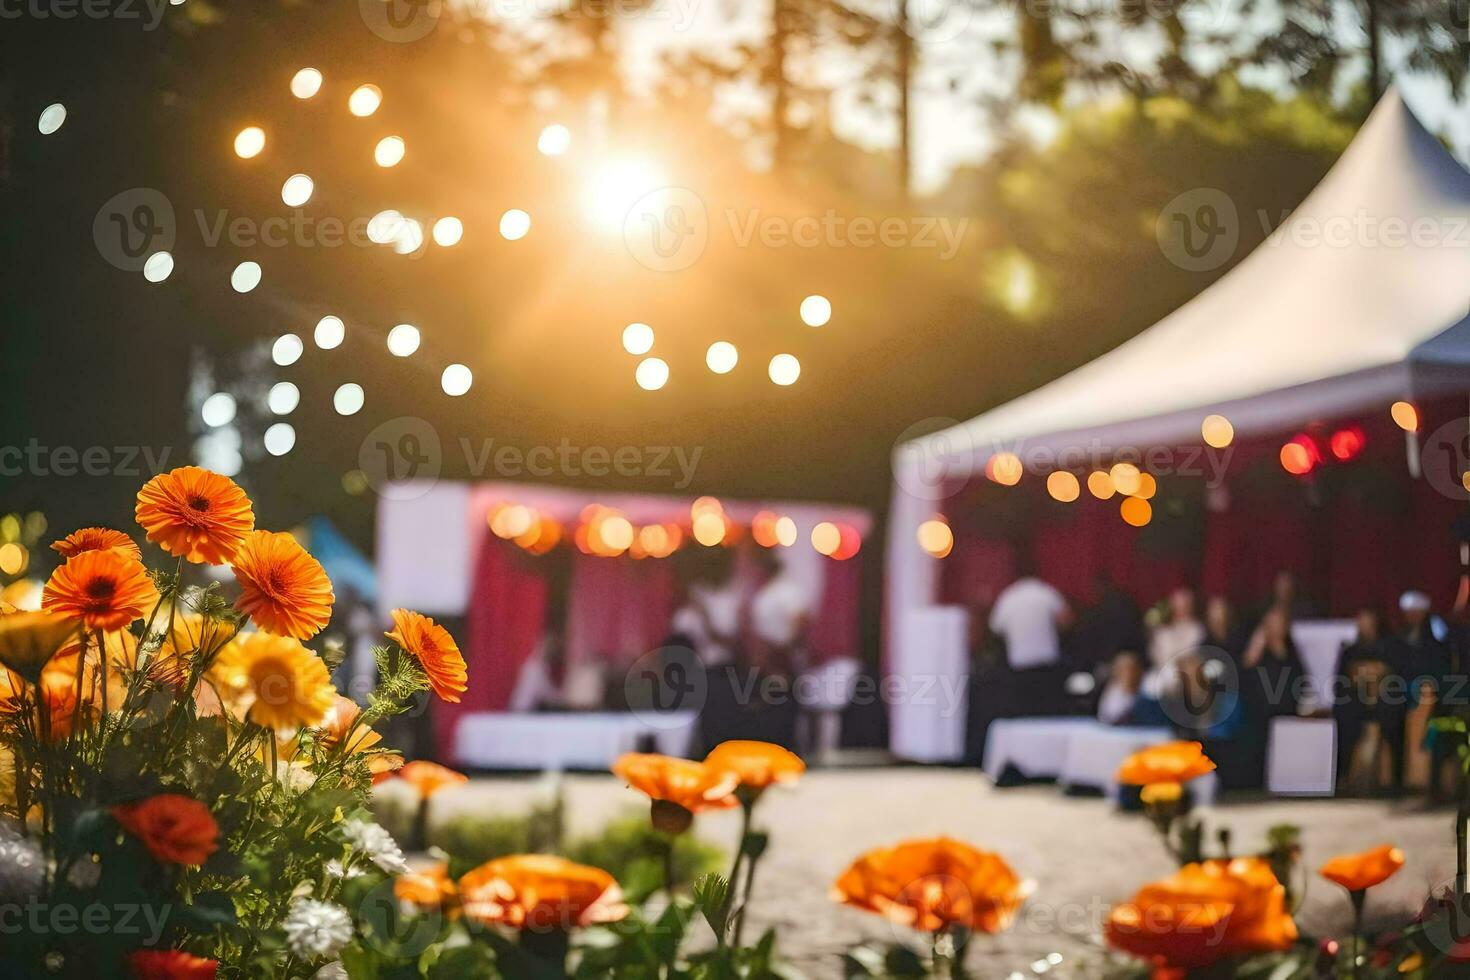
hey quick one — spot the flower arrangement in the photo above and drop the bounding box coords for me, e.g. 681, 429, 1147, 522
0, 468, 464, 978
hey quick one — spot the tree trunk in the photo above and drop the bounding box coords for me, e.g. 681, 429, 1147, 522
771, 0, 791, 172
896, 0, 913, 199
1365, 0, 1383, 99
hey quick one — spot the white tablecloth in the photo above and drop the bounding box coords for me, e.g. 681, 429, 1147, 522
1267, 716, 1337, 795
983, 718, 1098, 781
890, 606, 970, 762
984, 717, 1217, 805
454, 712, 698, 770
1292, 620, 1355, 712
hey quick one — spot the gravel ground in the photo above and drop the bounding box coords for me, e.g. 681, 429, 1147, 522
387, 769, 1460, 978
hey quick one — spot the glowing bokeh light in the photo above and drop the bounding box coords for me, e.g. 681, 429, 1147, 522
432, 217, 463, 247
367, 210, 404, 245
1087, 470, 1115, 499
538, 124, 571, 156
268, 381, 300, 415
622, 323, 655, 355
811, 522, 841, 557
263, 423, 296, 456
706, 341, 739, 374
800, 294, 832, 327
1134, 473, 1158, 500
1046, 471, 1080, 502
387, 323, 420, 357
290, 68, 323, 99
986, 452, 1023, 486
348, 84, 382, 117
143, 251, 174, 283
38, 104, 66, 135
1330, 427, 1365, 461
1109, 462, 1142, 496
1201, 414, 1234, 448
768, 353, 801, 386
0, 543, 26, 576
774, 516, 798, 547
600, 516, 635, 553
272, 334, 304, 366
1120, 497, 1152, 527
333, 383, 364, 416
374, 135, 405, 168
917, 518, 954, 558
441, 363, 473, 396
314, 315, 345, 350
1391, 401, 1419, 432
200, 392, 236, 428
1280, 439, 1314, 476
751, 511, 780, 548
392, 218, 425, 255
499, 209, 531, 241
231, 261, 262, 293
234, 126, 265, 159
693, 512, 726, 547
281, 174, 314, 207
635, 357, 669, 391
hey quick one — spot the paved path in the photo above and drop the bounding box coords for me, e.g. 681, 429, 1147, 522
393, 770, 1459, 978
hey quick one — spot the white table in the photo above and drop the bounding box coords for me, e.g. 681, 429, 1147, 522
453, 712, 698, 770
1267, 716, 1337, 795
984, 717, 1217, 805
983, 718, 1099, 781
1292, 620, 1355, 712
1058, 724, 1218, 805
890, 606, 971, 762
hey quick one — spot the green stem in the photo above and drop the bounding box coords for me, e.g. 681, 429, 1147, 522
663, 834, 677, 902
1349, 889, 1365, 980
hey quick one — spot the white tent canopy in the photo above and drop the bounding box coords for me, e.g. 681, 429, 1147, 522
886, 89, 1470, 761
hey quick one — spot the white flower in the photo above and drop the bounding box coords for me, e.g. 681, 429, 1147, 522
314, 962, 348, 980
341, 819, 409, 875
282, 898, 353, 959
324, 859, 364, 881
0, 826, 45, 900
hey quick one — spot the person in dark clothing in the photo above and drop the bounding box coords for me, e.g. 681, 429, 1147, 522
1332, 608, 1407, 794
1069, 573, 1145, 673
1394, 591, 1459, 799
1202, 595, 1247, 665
1235, 606, 1307, 788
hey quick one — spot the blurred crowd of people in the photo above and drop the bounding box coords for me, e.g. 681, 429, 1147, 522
968, 563, 1469, 798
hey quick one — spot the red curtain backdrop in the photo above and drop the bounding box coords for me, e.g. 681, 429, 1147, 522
565, 552, 679, 669
435, 538, 550, 758
941, 400, 1466, 621
809, 553, 863, 662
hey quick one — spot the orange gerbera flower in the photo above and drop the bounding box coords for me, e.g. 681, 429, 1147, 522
1117, 741, 1217, 786
612, 753, 738, 834
459, 855, 628, 931
38, 671, 96, 740
315, 694, 382, 755
385, 609, 467, 703
396, 862, 460, 915
0, 609, 81, 683
230, 530, 334, 639
210, 632, 335, 732
111, 793, 220, 867
832, 837, 1033, 934
1320, 844, 1406, 892
135, 466, 255, 564
127, 949, 218, 979
42, 549, 159, 631
705, 740, 806, 795
397, 760, 469, 797
48, 630, 137, 709
1106, 858, 1298, 975
51, 526, 142, 561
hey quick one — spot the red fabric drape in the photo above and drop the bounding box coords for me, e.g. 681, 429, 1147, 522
436, 538, 549, 760
565, 553, 679, 670
808, 554, 863, 662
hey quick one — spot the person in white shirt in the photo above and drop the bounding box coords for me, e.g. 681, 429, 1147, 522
749, 547, 815, 676
671, 548, 744, 667
989, 574, 1071, 670
1148, 587, 1207, 670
